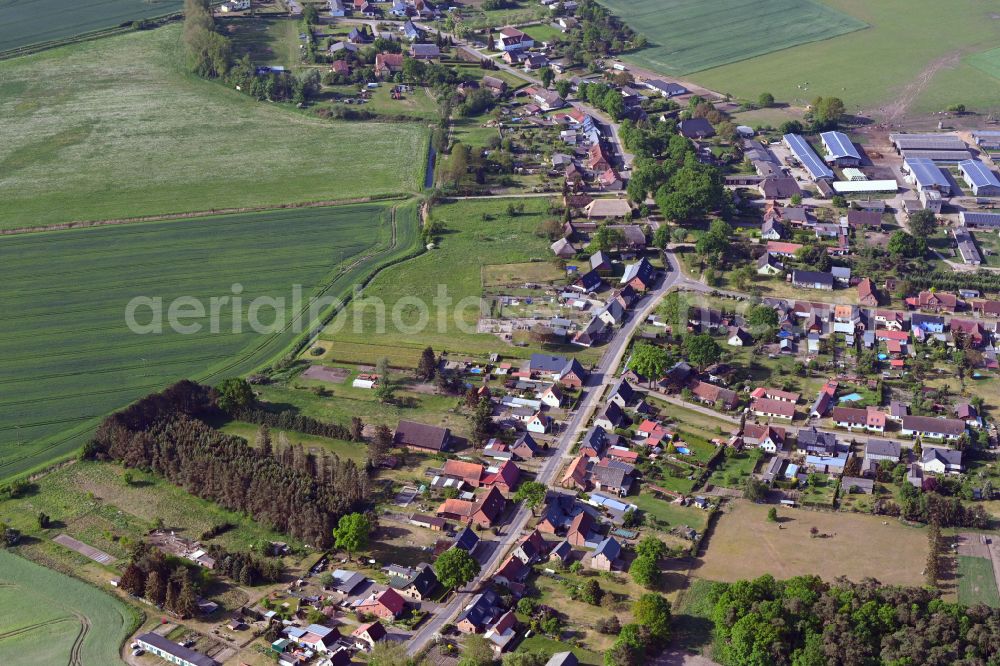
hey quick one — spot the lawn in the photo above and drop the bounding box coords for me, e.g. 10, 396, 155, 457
706, 450, 760, 489
0, 0, 182, 55
253, 373, 473, 437
697, 500, 928, 586
600, 0, 865, 76
0, 551, 137, 665
0, 202, 419, 481
0, 25, 427, 229
221, 17, 304, 70
686, 0, 1000, 116
516, 635, 602, 665
632, 492, 709, 531
957, 555, 1000, 608
318, 198, 602, 367
521, 24, 564, 44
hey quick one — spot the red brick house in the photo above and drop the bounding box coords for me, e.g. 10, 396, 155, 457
355, 588, 406, 620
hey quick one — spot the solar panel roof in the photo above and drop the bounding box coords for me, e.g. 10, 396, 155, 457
905, 157, 950, 190
959, 160, 1000, 188
783, 134, 833, 180
890, 133, 967, 151
820, 131, 861, 161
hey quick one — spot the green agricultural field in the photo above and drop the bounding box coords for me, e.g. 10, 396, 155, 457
600, 0, 865, 76
685, 0, 1000, 116
0, 202, 421, 480
0, 551, 137, 665
958, 556, 1000, 608
318, 198, 601, 367
0, 0, 182, 56
0, 25, 427, 229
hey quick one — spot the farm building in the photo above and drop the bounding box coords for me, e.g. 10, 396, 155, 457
820, 131, 861, 166
902, 157, 950, 194
898, 149, 971, 162
136, 633, 219, 666
958, 160, 1000, 196
783, 134, 833, 180
644, 79, 687, 97
960, 211, 1000, 229
394, 420, 451, 452
954, 228, 982, 265
584, 198, 631, 219
831, 180, 897, 194
890, 133, 967, 153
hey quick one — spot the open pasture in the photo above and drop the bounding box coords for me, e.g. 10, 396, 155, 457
0, 202, 415, 480
0, 25, 427, 229
318, 198, 601, 367
0, 0, 182, 55
697, 500, 928, 586
0, 550, 136, 666
686, 0, 1000, 116
600, 0, 865, 75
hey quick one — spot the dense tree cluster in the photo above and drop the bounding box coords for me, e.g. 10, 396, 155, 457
710, 574, 1000, 666
90, 381, 368, 547
895, 482, 990, 528
205, 544, 283, 585
119, 543, 200, 617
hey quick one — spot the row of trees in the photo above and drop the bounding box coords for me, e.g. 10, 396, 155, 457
90, 381, 368, 547
711, 574, 1000, 665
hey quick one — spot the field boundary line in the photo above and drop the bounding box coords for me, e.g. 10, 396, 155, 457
0, 195, 409, 236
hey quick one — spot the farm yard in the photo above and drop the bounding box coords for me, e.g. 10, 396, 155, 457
0, 25, 427, 229
686, 0, 1000, 117
696, 501, 929, 586
0, 0, 182, 55
0, 202, 418, 481
600, 0, 865, 76
0, 550, 137, 665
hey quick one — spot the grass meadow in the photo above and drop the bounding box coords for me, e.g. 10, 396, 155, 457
957, 556, 1000, 608
698, 500, 928, 586
0, 202, 421, 481
685, 0, 1000, 115
0, 550, 137, 665
601, 0, 865, 75
0, 25, 427, 229
318, 198, 601, 367
0, 461, 292, 563
0, 0, 182, 55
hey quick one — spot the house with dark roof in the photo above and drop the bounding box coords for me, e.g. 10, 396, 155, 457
797, 427, 838, 457
590, 536, 621, 571
389, 562, 438, 601
792, 270, 834, 290
512, 529, 550, 564
679, 117, 715, 139
511, 433, 539, 459
865, 439, 900, 462
620, 257, 656, 292
594, 401, 629, 431
607, 378, 636, 408
592, 462, 633, 497
920, 447, 963, 474
410, 43, 440, 59
395, 420, 451, 452
456, 590, 502, 633
453, 526, 480, 554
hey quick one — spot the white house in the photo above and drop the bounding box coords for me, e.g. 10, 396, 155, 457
527, 413, 551, 434
538, 385, 563, 408
920, 447, 963, 474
